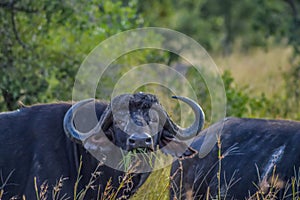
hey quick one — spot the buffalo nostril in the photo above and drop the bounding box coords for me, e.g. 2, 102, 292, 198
128, 138, 135, 145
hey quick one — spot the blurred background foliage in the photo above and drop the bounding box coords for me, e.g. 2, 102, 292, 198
0, 0, 300, 121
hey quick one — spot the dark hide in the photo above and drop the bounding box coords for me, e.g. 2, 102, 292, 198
170, 117, 300, 200
0, 103, 107, 199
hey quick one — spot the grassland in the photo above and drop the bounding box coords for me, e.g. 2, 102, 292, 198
214, 46, 293, 98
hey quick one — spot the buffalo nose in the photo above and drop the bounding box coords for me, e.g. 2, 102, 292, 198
127, 133, 153, 151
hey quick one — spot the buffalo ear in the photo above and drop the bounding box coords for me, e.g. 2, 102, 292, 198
159, 130, 198, 159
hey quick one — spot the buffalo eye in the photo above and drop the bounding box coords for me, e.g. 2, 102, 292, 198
149, 110, 159, 123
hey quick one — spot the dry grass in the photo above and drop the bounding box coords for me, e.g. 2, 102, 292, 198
214, 46, 293, 98
2, 136, 299, 200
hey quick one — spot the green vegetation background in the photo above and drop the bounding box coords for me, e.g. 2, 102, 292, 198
1, 0, 300, 199
1, 0, 299, 119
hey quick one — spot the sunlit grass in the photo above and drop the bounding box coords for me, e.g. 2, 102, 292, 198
214, 46, 293, 98
130, 151, 172, 200
131, 166, 171, 200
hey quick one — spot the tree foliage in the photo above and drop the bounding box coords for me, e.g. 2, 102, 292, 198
1, 0, 300, 120
0, 0, 143, 110
138, 0, 293, 54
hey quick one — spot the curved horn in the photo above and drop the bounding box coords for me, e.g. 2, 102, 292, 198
63, 99, 98, 143
172, 96, 205, 140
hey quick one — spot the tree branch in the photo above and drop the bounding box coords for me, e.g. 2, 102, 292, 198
0, 1, 38, 13
1, 88, 15, 111
284, 0, 298, 19
0, 2, 11, 8
9, 0, 28, 49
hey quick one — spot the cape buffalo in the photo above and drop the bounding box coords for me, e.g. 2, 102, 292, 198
170, 117, 300, 200
0, 92, 204, 199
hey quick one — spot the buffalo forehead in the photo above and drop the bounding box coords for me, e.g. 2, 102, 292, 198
110, 93, 159, 111
111, 94, 160, 120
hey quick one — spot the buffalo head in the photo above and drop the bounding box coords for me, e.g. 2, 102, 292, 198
63, 92, 204, 170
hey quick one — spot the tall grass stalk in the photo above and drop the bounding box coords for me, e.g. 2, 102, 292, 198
217, 135, 222, 200
34, 177, 40, 200
74, 156, 83, 200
